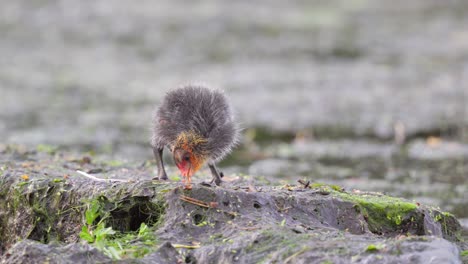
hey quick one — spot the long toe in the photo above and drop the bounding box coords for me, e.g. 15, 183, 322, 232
200, 181, 213, 187
154, 174, 168, 181
214, 177, 222, 186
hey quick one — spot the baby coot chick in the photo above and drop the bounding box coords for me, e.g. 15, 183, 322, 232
151, 85, 239, 189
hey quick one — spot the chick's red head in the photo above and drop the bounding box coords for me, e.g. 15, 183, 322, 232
172, 131, 207, 177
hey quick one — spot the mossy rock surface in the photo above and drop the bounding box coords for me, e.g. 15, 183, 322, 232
0, 146, 464, 263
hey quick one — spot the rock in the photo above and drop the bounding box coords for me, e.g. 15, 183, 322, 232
138, 242, 179, 264
1, 240, 109, 264
351, 237, 461, 264
0, 147, 464, 263
246, 137, 468, 221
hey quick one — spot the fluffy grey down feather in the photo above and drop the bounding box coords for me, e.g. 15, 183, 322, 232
151, 85, 239, 162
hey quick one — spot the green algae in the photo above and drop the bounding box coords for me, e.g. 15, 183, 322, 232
0, 169, 169, 256
102, 160, 125, 167
310, 182, 344, 192
11, 180, 75, 243
309, 182, 420, 234
431, 211, 462, 240
36, 144, 58, 155
365, 244, 384, 252
331, 189, 418, 233
79, 197, 160, 259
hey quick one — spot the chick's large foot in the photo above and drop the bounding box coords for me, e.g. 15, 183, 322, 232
210, 176, 222, 186
208, 163, 223, 186
153, 172, 168, 181
200, 181, 216, 187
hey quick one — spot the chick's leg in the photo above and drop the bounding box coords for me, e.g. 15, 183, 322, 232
208, 163, 223, 186
153, 147, 168, 180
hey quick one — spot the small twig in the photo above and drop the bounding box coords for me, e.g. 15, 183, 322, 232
224, 211, 238, 217
238, 185, 258, 192
179, 195, 209, 207
274, 202, 292, 212
179, 195, 211, 208
171, 244, 201, 249
283, 246, 310, 263
279, 206, 292, 212
76, 170, 128, 183
297, 179, 310, 188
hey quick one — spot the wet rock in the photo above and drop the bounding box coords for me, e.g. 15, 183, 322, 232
351, 237, 461, 264
0, 147, 464, 263
1, 240, 109, 264
244, 137, 468, 220
136, 242, 180, 264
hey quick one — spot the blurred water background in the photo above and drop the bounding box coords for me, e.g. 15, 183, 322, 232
0, 0, 467, 221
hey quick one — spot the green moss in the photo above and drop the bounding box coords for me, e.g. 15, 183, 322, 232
461, 250, 468, 257
80, 197, 161, 260
279, 218, 286, 226
103, 160, 124, 167
81, 220, 157, 259
332, 190, 418, 233
110, 223, 158, 259
1, 178, 169, 258
208, 233, 224, 242
310, 183, 344, 192
36, 144, 58, 155
365, 244, 384, 252
431, 211, 461, 240
6, 180, 76, 244
442, 212, 455, 217
168, 174, 181, 181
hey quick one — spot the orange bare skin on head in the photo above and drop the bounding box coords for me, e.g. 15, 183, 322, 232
172, 131, 208, 189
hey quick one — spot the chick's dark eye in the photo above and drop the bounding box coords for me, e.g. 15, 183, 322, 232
184, 156, 190, 162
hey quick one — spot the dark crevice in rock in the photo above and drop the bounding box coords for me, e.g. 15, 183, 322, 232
104, 196, 165, 232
